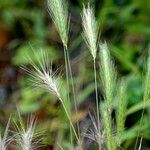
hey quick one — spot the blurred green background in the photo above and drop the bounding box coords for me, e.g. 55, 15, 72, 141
0, 0, 150, 149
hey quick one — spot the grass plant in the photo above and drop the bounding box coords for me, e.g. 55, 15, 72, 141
99, 42, 117, 150
47, 0, 80, 148
81, 5, 101, 150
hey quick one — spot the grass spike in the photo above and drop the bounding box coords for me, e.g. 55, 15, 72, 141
116, 80, 127, 144
99, 42, 116, 107
47, 0, 69, 47
82, 4, 99, 59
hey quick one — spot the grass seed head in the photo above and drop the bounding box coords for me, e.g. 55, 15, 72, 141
82, 4, 99, 59
15, 116, 41, 150
99, 42, 116, 106
23, 51, 61, 100
47, 0, 69, 47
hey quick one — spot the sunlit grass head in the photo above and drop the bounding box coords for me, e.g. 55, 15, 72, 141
23, 51, 61, 100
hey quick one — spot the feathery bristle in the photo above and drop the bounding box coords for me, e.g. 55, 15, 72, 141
83, 113, 104, 145
23, 51, 61, 100
15, 116, 40, 150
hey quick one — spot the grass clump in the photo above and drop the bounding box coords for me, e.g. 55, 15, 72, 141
1, 0, 150, 150
20, 1, 150, 150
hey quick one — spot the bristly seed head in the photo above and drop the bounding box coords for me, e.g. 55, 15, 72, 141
23, 51, 61, 100
82, 113, 105, 145
47, 0, 69, 48
15, 116, 40, 150
82, 4, 99, 59
99, 42, 116, 106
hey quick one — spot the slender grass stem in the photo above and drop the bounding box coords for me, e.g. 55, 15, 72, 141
66, 49, 81, 139
64, 46, 82, 149
101, 107, 115, 150
134, 105, 145, 150
134, 55, 150, 150
93, 59, 101, 150
60, 98, 79, 141
63, 46, 73, 145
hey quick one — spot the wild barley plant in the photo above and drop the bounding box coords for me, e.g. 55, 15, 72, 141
23, 51, 79, 143
99, 42, 117, 150
81, 5, 101, 150
47, 0, 80, 147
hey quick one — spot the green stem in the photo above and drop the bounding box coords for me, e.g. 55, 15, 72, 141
60, 98, 79, 141
93, 59, 101, 150
63, 46, 82, 148
66, 49, 81, 141
63, 46, 73, 145
134, 105, 146, 150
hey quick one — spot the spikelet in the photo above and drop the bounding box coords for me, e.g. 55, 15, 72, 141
99, 42, 117, 150
116, 80, 127, 143
99, 42, 116, 107
82, 4, 99, 59
47, 0, 69, 48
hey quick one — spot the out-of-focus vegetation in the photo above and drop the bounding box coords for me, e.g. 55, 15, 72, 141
0, 0, 150, 149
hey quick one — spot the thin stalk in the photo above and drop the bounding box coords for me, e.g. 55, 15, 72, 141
64, 46, 82, 149
134, 105, 145, 150
60, 97, 79, 143
66, 49, 81, 140
65, 47, 83, 149
134, 55, 150, 150
93, 59, 101, 150
63, 46, 73, 145
101, 107, 115, 150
